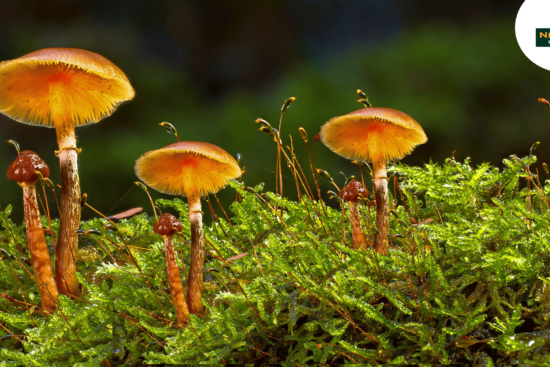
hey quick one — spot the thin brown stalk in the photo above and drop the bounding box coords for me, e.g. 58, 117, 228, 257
206, 198, 222, 240
85, 203, 132, 236
56, 306, 88, 349
89, 235, 118, 265
206, 240, 265, 327
117, 311, 165, 350
213, 193, 232, 226
0, 323, 23, 344
302, 141, 331, 234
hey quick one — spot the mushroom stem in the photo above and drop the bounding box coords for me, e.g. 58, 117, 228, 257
21, 183, 59, 311
348, 201, 367, 250
163, 235, 190, 326
50, 81, 82, 297
187, 193, 205, 316
372, 158, 389, 255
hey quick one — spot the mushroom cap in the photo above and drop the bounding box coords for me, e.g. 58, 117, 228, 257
7, 150, 50, 183
135, 141, 242, 197
0, 48, 135, 127
339, 179, 368, 202
153, 213, 183, 236
320, 107, 427, 163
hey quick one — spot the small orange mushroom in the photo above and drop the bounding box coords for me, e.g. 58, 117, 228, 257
135, 141, 241, 315
153, 213, 189, 326
321, 107, 427, 255
0, 48, 135, 297
7, 150, 59, 311
339, 179, 369, 250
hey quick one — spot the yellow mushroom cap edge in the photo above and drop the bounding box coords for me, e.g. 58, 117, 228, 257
320, 107, 427, 163
0, 48, 135, 127
135, 141, 242, 198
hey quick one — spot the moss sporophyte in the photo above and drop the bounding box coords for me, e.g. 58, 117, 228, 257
1, 46, 550, 364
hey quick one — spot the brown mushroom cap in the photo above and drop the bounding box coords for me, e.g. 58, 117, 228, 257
135, 141, 242, 197
0, 48, 135, 127
7, 150, 49, 183
320, 107, 427, 163
339, 179, 368, 202
153, 213, 183, 236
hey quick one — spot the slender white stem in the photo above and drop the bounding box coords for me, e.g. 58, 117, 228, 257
50, 81, 82, 297
373, 158, 389, 255
187, 193, 205, 315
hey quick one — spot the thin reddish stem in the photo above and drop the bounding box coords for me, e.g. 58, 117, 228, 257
21, 183, 59, 311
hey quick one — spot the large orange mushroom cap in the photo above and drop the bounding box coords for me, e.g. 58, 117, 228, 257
0, 48, 135, 127
135, 141, 242, 198
320, 107, 427, 163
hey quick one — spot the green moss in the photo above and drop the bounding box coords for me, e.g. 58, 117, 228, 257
1, 153, 550, 365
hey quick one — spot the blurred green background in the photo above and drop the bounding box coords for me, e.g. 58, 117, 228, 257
0, 0, 547, 223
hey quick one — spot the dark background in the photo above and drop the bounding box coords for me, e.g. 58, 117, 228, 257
0, 0, 547, 223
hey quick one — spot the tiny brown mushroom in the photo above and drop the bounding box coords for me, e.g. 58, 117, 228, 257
7, 150, 59, 311
153, 213, 189, 326
339, 179, 369, 250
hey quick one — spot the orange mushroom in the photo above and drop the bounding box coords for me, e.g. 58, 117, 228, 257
135, 141, 241, 315
0, 48, 135, 297
321, 107, 427, 255
339, 179, 369, 250
153, 213, 189, 326
7, 150, 59, 311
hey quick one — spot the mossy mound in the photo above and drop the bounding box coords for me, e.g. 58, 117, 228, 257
1, 153, 550, 365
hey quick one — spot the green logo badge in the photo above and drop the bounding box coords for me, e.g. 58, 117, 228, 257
537, 28, 550, 47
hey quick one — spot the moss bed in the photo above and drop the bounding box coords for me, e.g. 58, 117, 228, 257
1, 150, 550, 366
